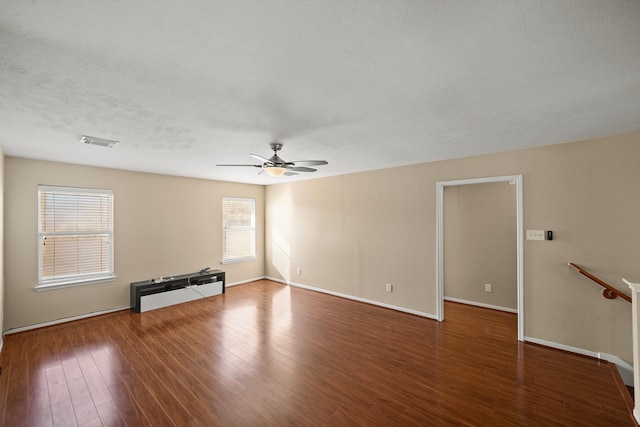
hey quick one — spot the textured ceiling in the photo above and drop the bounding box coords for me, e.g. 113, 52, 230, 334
1, 1, 639, 185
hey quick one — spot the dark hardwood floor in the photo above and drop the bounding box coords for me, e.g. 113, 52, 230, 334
0, 279, 634, 426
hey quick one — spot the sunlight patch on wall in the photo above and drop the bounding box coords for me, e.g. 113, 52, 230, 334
271, 227, 291, 283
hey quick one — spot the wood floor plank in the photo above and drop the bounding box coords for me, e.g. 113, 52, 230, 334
0, 364, 9, 426
51, 398, 78, 427
91, 349, 153, 427
66, 376, 99, 425
0, 280, 635, 426
95, 400, 127, 427
3, 336, 53, 427
105, 330, 191, 426
81, 365, 113, 408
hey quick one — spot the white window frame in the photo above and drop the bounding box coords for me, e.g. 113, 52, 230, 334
222, 197, 256, 264
37, 185, 116, 290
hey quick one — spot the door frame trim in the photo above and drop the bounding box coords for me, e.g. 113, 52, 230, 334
436, 174, 524, 341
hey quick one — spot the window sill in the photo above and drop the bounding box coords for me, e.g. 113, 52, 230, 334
221, 256, 257, 265
35, 275, 117, 291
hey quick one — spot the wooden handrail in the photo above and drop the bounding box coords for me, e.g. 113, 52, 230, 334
568, 262, 631, 303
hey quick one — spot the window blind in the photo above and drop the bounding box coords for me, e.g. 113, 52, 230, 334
38, 186, 114, 287
222, 198, 256, 263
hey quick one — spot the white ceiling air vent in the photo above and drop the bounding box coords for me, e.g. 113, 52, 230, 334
80, 135, 119, 148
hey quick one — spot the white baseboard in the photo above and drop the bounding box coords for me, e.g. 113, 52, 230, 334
274, 278, 634, 387
3, 277, 265, 335
525, 336, 634, 386
444, 296, 517, 313
267, 277, 437, 320
7, 277, 631, 389
226, 276, 266, 287
4, 305, 130, 335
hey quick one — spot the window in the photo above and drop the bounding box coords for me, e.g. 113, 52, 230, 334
222, 197, 256, 263
38, 185, 115, 289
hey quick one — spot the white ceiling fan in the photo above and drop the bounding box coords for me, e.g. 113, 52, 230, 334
216, 142, 328, 177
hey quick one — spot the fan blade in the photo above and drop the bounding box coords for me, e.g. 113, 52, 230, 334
291, 160, 328, 166
287, 166, 317, 172
216, 164, 262, 167
250, 153, 271, 163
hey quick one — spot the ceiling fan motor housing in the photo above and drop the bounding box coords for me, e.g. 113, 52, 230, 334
268, 142, 290, 166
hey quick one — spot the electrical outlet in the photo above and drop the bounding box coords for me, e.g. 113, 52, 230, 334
297, 268, 302, 275
386, 283, 393, 292
485, 283, 492, 292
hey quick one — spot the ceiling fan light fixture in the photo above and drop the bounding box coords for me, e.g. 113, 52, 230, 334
265, 166, 287, 177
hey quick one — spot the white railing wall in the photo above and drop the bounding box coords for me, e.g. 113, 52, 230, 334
624, 278, 640, 424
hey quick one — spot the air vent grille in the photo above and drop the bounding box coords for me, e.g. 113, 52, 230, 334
80, 135, 119, 148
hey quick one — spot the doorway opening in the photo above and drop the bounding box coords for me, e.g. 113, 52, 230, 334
436, 175, 524, 341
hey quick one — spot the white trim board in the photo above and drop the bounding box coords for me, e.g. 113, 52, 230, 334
226, 276, 266, 287
6, 276, 631, 389
525, 336, 634, 386
4, 276, 267, 335
436, 174, 524, 341
267, 277, 437, 320
4, 305, 130, 335
444, 296, 517, 314
271, 278, 634, 386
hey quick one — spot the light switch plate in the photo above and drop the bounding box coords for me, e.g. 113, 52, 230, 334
526, 229, 545, 240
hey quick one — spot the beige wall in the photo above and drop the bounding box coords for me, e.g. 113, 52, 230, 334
266, 131, 640, 363
4, 158, 265, 330
444, 182, 517, 309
